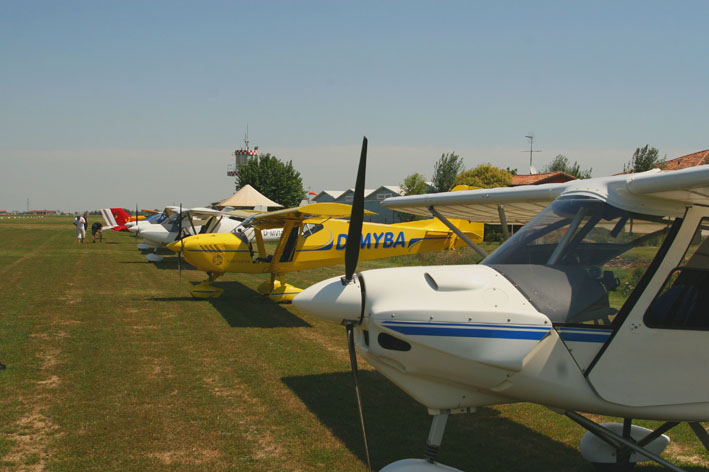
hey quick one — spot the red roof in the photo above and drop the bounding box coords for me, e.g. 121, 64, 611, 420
661, 149, 709, 170
511, 171, 576, 186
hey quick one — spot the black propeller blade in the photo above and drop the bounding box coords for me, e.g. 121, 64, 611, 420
135, 204, 139, 239
343, 138, 372, 471
344, 137, 367, 282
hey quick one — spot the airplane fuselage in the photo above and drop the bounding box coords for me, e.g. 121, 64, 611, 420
179, 218, 482, 276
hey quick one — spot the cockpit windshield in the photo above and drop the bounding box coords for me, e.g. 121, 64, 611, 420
483, 196, 675, 325
147, 213, 167, 224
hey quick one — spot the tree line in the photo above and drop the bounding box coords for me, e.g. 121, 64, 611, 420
234, 145, 667, 207
401, 145, 666, 196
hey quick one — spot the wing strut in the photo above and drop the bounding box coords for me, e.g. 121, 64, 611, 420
497, 205, 511, 240
565, 411, 685, 472
427, 206, 487, 259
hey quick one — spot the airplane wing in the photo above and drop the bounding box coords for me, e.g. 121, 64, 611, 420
250, 202, 375, 229
225, 209, 263, 219
163, 206, 182, 216
382, 183, 569, 224
382, 165, 709, 224
182, 207, 229, 217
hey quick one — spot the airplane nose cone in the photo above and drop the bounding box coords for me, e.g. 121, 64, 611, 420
293, 276, 362, 324
166, 241, 181, 253
128, 225, 140, 234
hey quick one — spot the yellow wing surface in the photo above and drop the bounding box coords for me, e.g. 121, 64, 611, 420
249, 202, 376, 229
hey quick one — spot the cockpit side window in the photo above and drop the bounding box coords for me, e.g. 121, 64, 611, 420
484, 196, 675, 326
165, 215, 181, 233
645, 218, 709, 330
301, 223, 323, 238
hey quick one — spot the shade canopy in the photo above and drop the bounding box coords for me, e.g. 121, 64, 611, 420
217, 184, 283, 208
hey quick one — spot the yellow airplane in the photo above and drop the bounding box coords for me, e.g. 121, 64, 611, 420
167, 202, 483, 302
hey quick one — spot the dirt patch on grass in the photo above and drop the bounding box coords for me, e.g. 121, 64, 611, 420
201, 375, 286, 460
149, 448, 225, 465
143, 356, 174, 380
3, 409, 61, 472
666, 440, 709, 467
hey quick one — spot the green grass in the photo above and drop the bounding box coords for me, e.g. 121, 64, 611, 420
0, 216, 707, 471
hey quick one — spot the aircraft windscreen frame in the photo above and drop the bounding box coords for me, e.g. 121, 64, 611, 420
483, 196, 676, 326
147, 213, 166, 224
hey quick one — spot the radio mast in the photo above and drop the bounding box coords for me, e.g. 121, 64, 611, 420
522, 134, 542, 174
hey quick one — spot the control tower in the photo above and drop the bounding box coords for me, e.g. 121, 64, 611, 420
227, 132, 259, 191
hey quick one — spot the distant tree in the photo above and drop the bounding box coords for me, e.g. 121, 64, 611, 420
432, 152, 464, 192
396, 173, 429, 222
624, 145, 666, 173
453, 163, 512, 189
544, 154, 592, 179
238, 153, 305, 207
401, 173, 428, 196
506, 167, 518, 176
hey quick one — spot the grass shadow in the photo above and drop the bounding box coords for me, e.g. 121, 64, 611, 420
283, 371, 597, 472
149, 281, 311, 328
207, 281, 311, 328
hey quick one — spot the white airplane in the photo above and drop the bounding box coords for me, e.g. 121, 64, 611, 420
132, 206, 283, 262
294, 143, 709, 472
130, 207, 244, 262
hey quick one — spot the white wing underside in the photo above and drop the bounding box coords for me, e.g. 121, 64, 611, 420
382, 165, 709, 224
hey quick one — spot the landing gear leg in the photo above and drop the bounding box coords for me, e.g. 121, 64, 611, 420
380, 409, 463, 471
425, 410, 449, 463
190, 272, 224, 299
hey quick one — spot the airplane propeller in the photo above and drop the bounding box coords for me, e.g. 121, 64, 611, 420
344, 136, 367, 282
343, 137, 372, 471
293, 137, 372, 469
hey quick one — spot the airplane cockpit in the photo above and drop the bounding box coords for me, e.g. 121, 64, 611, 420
483, 195, 675, 327
146, 213, 167, 224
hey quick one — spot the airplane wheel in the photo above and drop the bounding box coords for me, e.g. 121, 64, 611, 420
592, 463, 635, 472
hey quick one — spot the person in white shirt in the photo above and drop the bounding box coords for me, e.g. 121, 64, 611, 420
73, 215, 86, 243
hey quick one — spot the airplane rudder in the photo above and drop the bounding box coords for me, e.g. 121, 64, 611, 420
111, 208, 131, 225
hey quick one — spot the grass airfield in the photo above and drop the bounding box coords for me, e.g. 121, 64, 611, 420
1, 216, 708, 472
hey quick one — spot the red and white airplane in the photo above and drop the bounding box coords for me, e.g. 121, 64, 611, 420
100, 208, 150, 232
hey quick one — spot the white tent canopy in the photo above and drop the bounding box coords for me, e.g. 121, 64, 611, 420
217, 184, 283, 209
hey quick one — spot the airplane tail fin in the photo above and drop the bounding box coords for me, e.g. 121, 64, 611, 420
100, 208, 118, 227
110, 208, 133, 226
397, 218, 484, 248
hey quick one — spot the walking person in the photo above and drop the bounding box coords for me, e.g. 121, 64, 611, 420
73, 214, 86, 243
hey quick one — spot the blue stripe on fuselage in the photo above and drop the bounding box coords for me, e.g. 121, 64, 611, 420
382, 321, 550, 341
557, 328, 611, 343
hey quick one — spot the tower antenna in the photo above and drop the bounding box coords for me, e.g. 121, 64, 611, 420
521, 134, 542, 173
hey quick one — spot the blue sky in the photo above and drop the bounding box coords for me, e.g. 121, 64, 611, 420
1, 1, 707, 212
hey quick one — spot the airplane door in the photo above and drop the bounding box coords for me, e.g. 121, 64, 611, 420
587, 207, 709, 407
